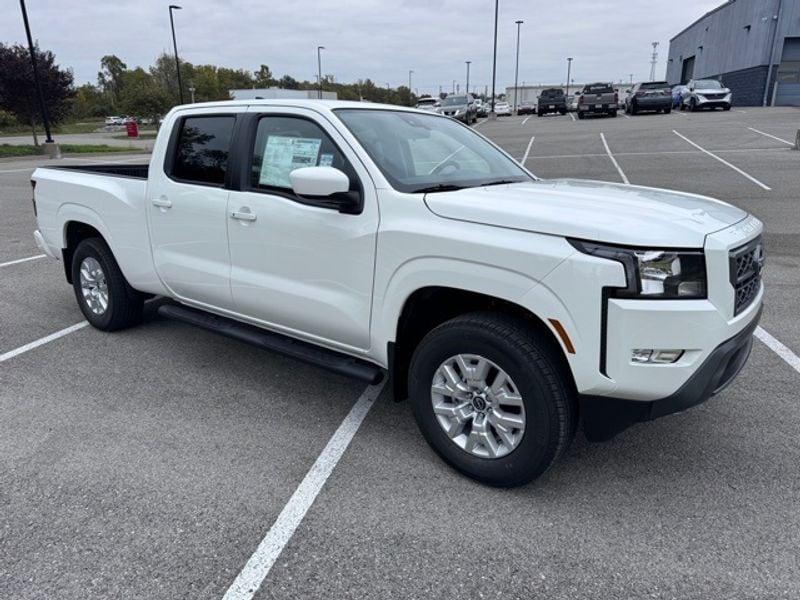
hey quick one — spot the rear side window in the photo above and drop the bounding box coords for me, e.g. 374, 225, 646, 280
171, 116, 235, 185
250, 116, 355, 192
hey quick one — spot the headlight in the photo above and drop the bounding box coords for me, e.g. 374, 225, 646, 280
569, 240, 707, 299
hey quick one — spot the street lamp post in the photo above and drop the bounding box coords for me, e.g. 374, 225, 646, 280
168, 5, 184, 104
490, 0, 499, 116
513, 20, 523, 114
408, 69, 414, 104
317, 46, 325, 99
465, 61, 471, 95
18, 0, 53, 146
188, 85, 196, 103
565, 57, 573, 98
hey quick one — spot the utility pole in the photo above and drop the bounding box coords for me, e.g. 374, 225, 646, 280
629, 73, 634, 86
18, 0, 54, 147
317, 46, 325, 99
168, 5, 184, 104
408, 69, 414, 104
649, 42, 659, 81
452, 80, 456, 94
513, 20, 523, 114
565, 58, 573, 97
490, 0, 499, 116
465, 61, 471, 94
188, 85, 196, 103
762, 0, 785, 106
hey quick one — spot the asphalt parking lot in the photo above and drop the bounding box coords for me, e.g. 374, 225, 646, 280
2, 107, 800, 599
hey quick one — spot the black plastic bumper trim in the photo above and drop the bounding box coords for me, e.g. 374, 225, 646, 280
580, 304, 762, 442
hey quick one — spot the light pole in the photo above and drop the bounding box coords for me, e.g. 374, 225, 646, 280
317, 46, 325, 99
452, 80, 456, 95
18, 0, 53, 145
168, 5, 184, 104
565, 57, 573, 98
188, 85, 196, 103
513, 20, 523, 114
490, 0, 499, 116
408, 69, 414, 104
465, 61, 471, 95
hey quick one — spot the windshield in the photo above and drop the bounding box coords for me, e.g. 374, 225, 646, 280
441, 95, 468, 106
335, 109, 532, 193
416, 99, 437, 106
540, 89, 564, 97
694, 80, 723, 89
640, 81, 669, 90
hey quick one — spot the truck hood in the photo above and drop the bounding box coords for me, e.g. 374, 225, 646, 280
424, 179, 747, 247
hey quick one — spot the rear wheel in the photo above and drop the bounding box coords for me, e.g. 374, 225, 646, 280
577, 111, 585, 120
71, 238, 143, 331
408, 312, 577, 487
610, 110, 617, 118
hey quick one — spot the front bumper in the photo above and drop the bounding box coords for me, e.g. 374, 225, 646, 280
580, 304, 761, 441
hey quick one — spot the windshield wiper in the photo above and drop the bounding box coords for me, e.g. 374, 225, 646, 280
411, 183, 467, 194
480, 179, 523, 187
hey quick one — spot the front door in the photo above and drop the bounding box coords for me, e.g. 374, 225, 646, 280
225, 109, 378, 351
147, 110, 240, 309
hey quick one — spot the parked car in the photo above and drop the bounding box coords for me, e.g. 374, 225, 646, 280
681, 79, 733, 112
566, 94, 579, 112
494, 101, 511, 116
415, 97, 439, 112
104, 116, 125, 126
517, 101, 536, 115
474, 98, 489, 117
624, 81, 672, 115
437, 93, 478, 124
577, 83, 618, 119
672, 85, 689, 109
31, 99, 764, 487
537, 88, 567, 116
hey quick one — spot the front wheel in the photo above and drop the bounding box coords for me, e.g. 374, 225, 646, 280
408, 313, 577, 487
71, 238, 144, 331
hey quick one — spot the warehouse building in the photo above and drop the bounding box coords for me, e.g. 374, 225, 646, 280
667, 0, 800, 106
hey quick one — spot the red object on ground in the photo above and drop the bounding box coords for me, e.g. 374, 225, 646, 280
126, 120, 139, 138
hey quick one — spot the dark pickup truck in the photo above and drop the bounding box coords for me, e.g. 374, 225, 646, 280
537, 88, 567, 116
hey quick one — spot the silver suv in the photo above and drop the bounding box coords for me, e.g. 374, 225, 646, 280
436, 94, 478, 124
681, 79, 732, 112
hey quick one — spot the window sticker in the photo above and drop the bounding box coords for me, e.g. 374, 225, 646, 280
319, 153, 334, 167
260, 136, 322, 188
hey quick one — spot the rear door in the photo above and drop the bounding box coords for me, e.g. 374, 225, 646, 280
224, 107, 379, 351
147, 107, 243, 308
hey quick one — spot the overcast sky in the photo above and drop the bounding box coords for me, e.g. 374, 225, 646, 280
4, 0, 721, 93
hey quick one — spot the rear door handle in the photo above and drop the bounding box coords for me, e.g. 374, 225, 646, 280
230, 209, 257, 222
151, 198, 172, 208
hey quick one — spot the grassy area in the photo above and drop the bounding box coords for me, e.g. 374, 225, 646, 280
0, 121, 159, 138
111, 132, 158, 140
0, 143, 144, 157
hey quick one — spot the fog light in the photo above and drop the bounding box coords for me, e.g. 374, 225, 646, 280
631, 349, 684, 364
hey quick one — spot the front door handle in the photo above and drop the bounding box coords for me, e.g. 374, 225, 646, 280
151, 197, 172, 209
230, 209, 257, 222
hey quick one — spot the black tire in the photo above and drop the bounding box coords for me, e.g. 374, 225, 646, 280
690, 99, 698, 112
577, 111, 584, 120
408, 312, 577, 487
71, 237, 144, 331
664, 107, 671, 114
723, 104, 731, 112
631, 102, 638, 116
610, 110, 617, 118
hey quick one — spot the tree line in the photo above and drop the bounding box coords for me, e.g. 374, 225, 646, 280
0, 43, 421, 143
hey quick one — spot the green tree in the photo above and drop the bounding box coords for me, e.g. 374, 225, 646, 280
0, 43, 74, 144
72, 83, 111, 119
119, 67, 171, 123
254, 64, 274, 88
97, 54, 127, 108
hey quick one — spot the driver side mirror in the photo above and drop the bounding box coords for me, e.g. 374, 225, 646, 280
290, 166, 361, 214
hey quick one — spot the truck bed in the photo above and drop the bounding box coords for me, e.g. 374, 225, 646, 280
44, 164, 150, 179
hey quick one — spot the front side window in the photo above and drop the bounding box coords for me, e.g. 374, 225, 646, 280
171, 116, 235, 185
336, 109, 532, 193
250, 116, 355, 192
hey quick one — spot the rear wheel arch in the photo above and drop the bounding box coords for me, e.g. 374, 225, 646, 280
389, 286, 576, 402
62, 221, 108, 284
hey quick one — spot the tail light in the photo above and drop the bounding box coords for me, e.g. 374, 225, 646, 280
614, 92, 619, 102
31, 179, 37, 217
579, 95, 585, 104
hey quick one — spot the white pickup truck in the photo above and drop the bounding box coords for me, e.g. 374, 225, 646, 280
31, 100, 764, 486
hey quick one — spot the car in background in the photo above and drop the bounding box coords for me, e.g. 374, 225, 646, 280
577, 83, 618, 119
104, 116, 125, 126
415, 97, 439, 112
672, 85, 689, 109
537, 88, 567, 116
436, 93, 478, 124
474, 98, 489, 117
681, 79, 732, 112
566, 94, 579, 112
517, 101, 536, 115
494, 101, 511, 116
624, 81, 672, 115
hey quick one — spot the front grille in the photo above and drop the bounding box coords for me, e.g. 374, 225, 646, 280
729, 236, 763, 315
704, 93, 727, 100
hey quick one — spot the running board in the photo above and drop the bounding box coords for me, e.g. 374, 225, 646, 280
157, 304, 384, 384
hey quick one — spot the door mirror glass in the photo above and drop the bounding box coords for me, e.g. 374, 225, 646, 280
290, 166, 350, 197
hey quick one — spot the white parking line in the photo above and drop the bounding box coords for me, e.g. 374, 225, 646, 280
747, 127, 795, 146
568, 112, 576, 122
521, 136, 535, 165
522, 115, 532, 125
0, 322, 89, 364
673, 130, 771, 191
0, 254, 45, 268
621, 112, 631, 119
600, 133, 629, 184
755, 327, 800, 376
221, 380, 386, 600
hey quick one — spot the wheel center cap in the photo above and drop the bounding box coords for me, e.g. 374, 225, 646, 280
471, 395, 487, 412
